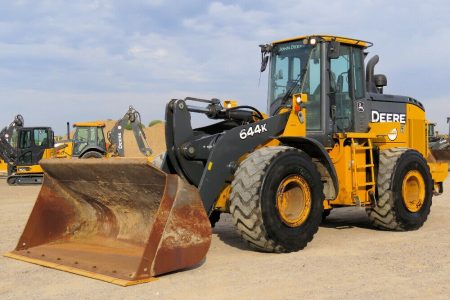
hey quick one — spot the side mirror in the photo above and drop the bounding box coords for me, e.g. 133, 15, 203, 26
259, 44, 272, 72
260, 55, 269, 72
328, 41, 340, 59
374, 74, 387, 93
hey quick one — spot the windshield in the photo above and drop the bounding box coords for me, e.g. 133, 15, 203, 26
268, 40, 321, 130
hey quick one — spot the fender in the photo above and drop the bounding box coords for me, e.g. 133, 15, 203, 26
79, 146, 106, 158
277, 136, 339, 200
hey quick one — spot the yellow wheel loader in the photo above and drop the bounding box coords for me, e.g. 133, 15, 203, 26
6, 35, 448, 285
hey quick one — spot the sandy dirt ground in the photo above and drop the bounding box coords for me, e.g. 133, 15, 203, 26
0, 178, 449, 299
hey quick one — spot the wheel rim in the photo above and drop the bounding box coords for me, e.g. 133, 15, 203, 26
276, 175, 311, 227
401, 170, 425, 213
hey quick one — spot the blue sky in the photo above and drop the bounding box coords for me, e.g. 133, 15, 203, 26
1, 0, 449, 134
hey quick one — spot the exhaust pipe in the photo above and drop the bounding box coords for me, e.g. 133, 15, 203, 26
365, 55, 379, 92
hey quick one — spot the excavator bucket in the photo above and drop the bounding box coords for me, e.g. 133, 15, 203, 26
5, 158, 211, 286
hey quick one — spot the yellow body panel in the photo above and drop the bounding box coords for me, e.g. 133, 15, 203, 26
0, 159, 7, 172
15, 164, 43, 175
55, 141, 73, 158
429, 161, 448, 186
281, 94, 307, 137
406, 104, 427, 157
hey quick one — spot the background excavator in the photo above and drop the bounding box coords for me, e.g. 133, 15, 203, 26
6, 35, 448, 286
0, 114, 55, 184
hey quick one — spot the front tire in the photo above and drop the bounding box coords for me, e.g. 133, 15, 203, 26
367, 148, 433, 230
230, 146, 324, 253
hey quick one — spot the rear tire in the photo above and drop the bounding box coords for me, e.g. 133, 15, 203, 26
366, 148, 432, 230
80, 151, 103, 159
230, 146, 324, 253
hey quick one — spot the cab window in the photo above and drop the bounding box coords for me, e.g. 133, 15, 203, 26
19, 130, 32, 149
34, 129, 49, 147
330, 45, 352, 131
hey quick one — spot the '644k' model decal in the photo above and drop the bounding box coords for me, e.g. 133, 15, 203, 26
239, 124, 267, 139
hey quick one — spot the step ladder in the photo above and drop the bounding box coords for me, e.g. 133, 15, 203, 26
350, 138, 376, 206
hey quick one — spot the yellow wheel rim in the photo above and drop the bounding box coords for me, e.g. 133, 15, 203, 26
401, 170, 425, 213
276, 175, 312, 227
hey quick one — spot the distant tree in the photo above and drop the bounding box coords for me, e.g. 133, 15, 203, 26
148, 120, 163, 127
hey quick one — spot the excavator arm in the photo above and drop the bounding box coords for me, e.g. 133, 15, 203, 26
0, 115, 24, 166
107, 106, 153, 157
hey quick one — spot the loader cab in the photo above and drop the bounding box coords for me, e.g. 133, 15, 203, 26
16, 127, 54, 166
267, 35, 369, 146
72, 122, 107, 158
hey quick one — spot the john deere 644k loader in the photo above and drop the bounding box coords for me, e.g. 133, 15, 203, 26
6, 35, 448, 285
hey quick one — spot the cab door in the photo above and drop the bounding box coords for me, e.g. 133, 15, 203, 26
17, 128, 52, 166
328, 44, 366, 133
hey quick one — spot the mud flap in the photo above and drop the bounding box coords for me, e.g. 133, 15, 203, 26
4, 158, 211, 286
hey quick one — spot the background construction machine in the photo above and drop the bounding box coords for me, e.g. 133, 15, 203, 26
6, 35, 448, 285
55, 121, 106, 159
55, 106, 152, 158
428, 118, 450, 164
0, 115, 55, 184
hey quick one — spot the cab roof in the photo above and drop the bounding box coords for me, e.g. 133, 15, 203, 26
73, 121, 105, 128
273, 34, 373, 48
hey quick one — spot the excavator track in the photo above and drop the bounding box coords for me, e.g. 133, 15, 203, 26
7, 174, 43, 185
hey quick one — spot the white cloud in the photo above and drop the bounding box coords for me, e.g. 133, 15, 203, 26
1, 0, 450, 133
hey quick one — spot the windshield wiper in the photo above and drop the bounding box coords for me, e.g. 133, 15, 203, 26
271, 68, 308, 114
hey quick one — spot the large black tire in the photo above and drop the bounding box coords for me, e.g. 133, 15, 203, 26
80, 151, 103, 159
230, 146, 324, 253
367, 148, 433, 230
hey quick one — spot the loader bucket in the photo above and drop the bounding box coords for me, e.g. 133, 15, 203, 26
431, 148, 450, 163
5, 158, 211, 286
